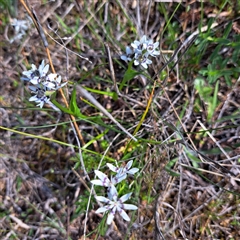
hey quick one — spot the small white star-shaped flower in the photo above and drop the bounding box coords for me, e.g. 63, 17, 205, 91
28, 85, 50, 108
10, 18, 32, 43
131, 35, 147, 50
42, 74, 67, 90
91, 170, 126, 199
121, 35, 159, 69
95, 192, 138, 225
143, 39, 160, 57
134, 55, 152, 69
107, 160, 139, 178
22, 60, 49, 84
120, 46, 133, 62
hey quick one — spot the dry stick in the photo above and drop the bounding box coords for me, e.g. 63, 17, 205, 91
20, 3, 89, 200
136, 0, 142, 36
144, 0, 153, 35
19, 0, 37, 28
197, 120, 231, 160
45, 32, 92, 64
104, 43, 119, 95
179, 164, 240, 183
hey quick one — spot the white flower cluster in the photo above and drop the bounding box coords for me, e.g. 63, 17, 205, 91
121, 35, 160, 69
22, 60, 67, 108
91, 160, 139, 225
10, 18, 32, 43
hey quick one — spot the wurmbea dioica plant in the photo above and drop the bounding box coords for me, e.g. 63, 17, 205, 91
21, 60, 67, 109
121, 35, 160, 69
91, 160, 139, 225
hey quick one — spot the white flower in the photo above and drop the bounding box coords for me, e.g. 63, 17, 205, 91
107, 160, 139, 178
21, 60, 67, 109
11, 18, 29, 33
121, 46, 133, 62
91, 170, 126, 199
22, 60, 49, 84
134, 55, 152, 69
121, 35, 159, 69
42, 74, 67, 90
143, 39, 160, 57
95, 192, 138, 225
131, 35, 147, 50
28, 85, 50, 108
10, 18, 31, 43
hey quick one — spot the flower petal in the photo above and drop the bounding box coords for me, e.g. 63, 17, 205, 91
111, 173, 126, 184
126, 46, 133, 55
94, 170, 109, 181
126, 160, 133, 170
95, 196, 111, 203
107, 185, 118, 200
30, 78, 40, 85
120, 192, 132, 203
90, 179, 106, 186
29, 96, 38, 102
123, 203, 138, 210
106, 163, 118, 172
95, 206, 108, 214
134, 59, 140, 66
41, 64, 49, 77
127, 168, 139, 175
107, 212, 115, 225
119, 209, 130, 221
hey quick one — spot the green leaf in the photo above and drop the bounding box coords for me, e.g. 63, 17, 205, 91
214, 38, 231, 45
208, 80, 219, 121
165, 158, 180, 177
51, 99, 75, 115
186, 151, 200, 169
119, 61, 141, 91
209, 45, 222, 61
55, 14, 72, 32
84, 87, 118, 101
70, 86, 81, 116
222, 21, 232, 39
82, 129, 109, 150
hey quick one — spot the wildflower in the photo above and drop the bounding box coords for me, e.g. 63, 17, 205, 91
9, 18, 31, 43
121, 35, 159, 69
134, 54, 152, 69
42, 74, 67, 90
21, 60, 67, 109
143, 39, 160, 57
11, 18, 30, 33
107, 160, 139, 178
120, 46, 133, 62
95, 192, 138, 225
22, 60, 49, 85
131, 35, 147, 51
28, 85, 51, 108
91, 170, 126, 199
